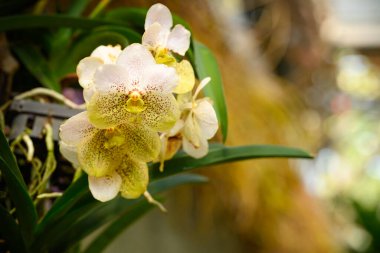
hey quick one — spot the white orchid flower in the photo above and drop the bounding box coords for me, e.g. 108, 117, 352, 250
77, 45, 122, 102
143, 3, 191, 56
142, 3, 194, 95
59, 111, 159, 201
178, 77, 218, 158
85, 43, 180, 131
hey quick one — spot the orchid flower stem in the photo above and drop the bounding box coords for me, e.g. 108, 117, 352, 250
143, 191, 167, 213
14, 87, 85, 109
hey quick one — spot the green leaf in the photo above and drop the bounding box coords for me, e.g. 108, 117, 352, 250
81, 201, 154, 253
0, 130, 37, 244
55, 30, 130, 77
36, 173, 207, 252
12, 44, 60, 91
193, 40, 228, 142
0, 15, 133, 32
36, 175, 89, 235
0, 204, 27, 253
151, 144, 312, 180
66, 0, 92, 16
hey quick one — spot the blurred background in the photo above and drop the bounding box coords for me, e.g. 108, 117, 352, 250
98, 0, 380, 252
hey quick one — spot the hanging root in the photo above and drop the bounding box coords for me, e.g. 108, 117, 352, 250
143, 191, 167, 213
14, 87, 85, 109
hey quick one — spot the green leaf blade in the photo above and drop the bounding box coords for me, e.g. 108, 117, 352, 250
0, 204, 27, 253
151, 144, 312, 180
0, 130, 37, 245
193, 40, 228, 142
13, 44, 60, 91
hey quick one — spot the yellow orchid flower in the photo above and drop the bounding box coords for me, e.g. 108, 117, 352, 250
59, 111, 160, 201
83, 43, 180, 131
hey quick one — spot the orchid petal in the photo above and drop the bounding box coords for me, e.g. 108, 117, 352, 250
83, 86, 95, 103
183, 135, 209, 158
87, 92, 129, 129
144, 3, 172, 31
142, 22, 167, 49
118, 158, 149, 199
120, 124, 161, 162
93, 64, 132, 93
77, 130, 124, 177
183, 112, 201, 147
141, 91, 180, 131
168, 119, 185, 137
88, 171, 122, 202
77, 57, 103, 89
193, 77, 211, 100
59, 141, 79, 167
91, 45, 122, 64
167, 24, 191, 56
142, 64, 178, 92
116, 44, 155, 81
59, 111, 97, 146
194, 99, 218, 139
173, 60, 195, 94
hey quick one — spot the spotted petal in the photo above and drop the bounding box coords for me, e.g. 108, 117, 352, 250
116, 44, 156, 82
93, 64, 132, 93
120, 124, 161, 162
167, 24, 191, 56
59, 111, 97, 146
142, 64, 178, 92
88, 171, 122, 202
88, 91, 179, 131
77, 129, 124, 177
118, 158, 149, 199
144, 3, 172, 31
141, 91, 180, 131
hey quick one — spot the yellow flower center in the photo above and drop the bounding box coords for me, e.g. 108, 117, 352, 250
104, 128, 125, 149
154, 48, 176, 66
126, 91, 147, 113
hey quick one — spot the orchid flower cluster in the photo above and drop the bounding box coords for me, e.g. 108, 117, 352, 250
59, 3, 218, 202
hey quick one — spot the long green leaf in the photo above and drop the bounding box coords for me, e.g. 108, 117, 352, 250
66, 0, 92, 16
12, 44, 60, 91
81, 175, 207, 253
36, 175, 88, 235
0, 130, 37, 244
0, 204, 27, 253
38, 174, 207, 252
82, 201, 154, 253
193, 40, 228, 142
56, 30, 130, 77
151, 144, 312, 180
0, 15, 135, 31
